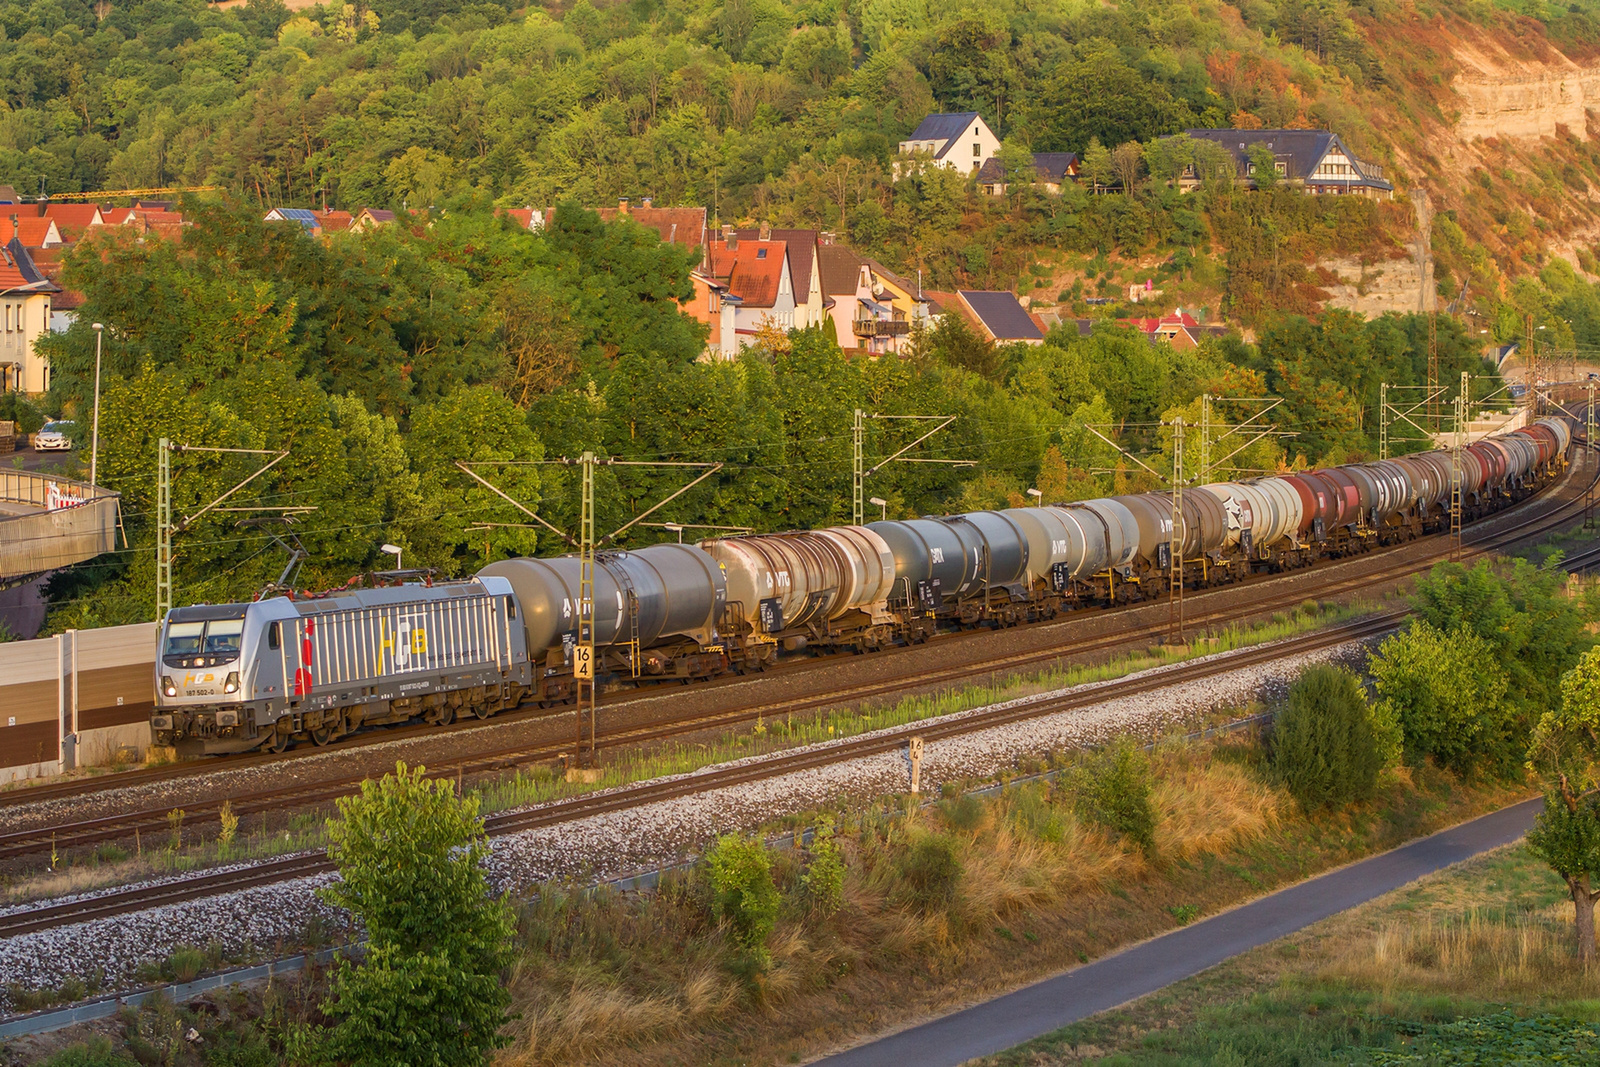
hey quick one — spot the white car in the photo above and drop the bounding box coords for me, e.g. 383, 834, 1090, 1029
34, 421, 75, 451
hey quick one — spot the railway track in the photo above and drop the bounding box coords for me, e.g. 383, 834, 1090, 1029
0, 445, 1594, 865
7, 491, 1600, 939
0, 609, 1410, 939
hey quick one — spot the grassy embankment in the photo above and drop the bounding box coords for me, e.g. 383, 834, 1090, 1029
978, 843, 1598, 1065
14, 723, 1529, 1067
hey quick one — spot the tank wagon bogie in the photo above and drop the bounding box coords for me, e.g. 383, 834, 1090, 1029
150, 418, 1573, 755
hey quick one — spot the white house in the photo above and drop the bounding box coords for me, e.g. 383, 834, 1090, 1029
898, 113, 1002, 177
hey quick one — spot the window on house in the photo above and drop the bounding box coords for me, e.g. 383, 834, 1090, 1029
973, 143, 981, 157
756, 248, 767, 259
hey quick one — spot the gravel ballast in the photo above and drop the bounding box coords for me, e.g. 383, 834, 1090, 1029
0, 633, 1370, 1012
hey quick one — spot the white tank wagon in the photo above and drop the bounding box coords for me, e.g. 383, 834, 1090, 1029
699, 527, 897, 660
480, 543, 727, 700
151, 578, 530, 755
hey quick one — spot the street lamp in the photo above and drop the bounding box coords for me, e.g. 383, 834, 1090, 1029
868, 496, 887, 520
663, 522, 685, 543
89, 322, 104, 487
380, 543, 402, 571
1026, 487, 1043, 506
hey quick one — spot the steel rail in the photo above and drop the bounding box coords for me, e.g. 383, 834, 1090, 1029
0, 447, 1594, 859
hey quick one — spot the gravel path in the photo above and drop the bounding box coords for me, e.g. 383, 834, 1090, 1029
0, 634, 1371, 1011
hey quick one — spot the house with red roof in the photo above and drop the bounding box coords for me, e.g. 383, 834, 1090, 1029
700, 225, 795, 353
0, 238, 60, 394
2, 215, 63, 250
735, 227, 822, 329
42, 203, 101, 241
1116, 308, 1225, 349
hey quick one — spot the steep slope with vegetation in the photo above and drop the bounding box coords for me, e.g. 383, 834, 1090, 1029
3, 0, 1600, 315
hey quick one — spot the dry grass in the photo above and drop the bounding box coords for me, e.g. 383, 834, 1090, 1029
1325, 903, 1598, 1002
489, 736, 1480, 1067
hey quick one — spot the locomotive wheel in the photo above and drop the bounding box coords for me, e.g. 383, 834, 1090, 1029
268, 730, 291, 754
429, 705, 456, 727
472, 703, 493, 720
311, 725, 336, 746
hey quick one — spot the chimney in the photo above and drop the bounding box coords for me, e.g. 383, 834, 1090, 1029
618, 197, 629, 213
722, 224, 736, 251
758, 220, 771, 241
641, 196, 653, 208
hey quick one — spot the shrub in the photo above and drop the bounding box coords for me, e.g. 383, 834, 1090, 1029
705, 833, 780, 961
39, 1039, 135, 1066
938, 792, 985, 832
1272, 664, 1382, 811
1073, 737, 1157, 853
1369, 621, 1514, 777
801, 816, 846, 918
167, 945, 207, 984
321, 762, 514, 1067
895, 834, 963, 912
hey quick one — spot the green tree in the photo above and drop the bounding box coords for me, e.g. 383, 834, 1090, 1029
1272, 664, 1382, 810
1368, 621, 1513, 777
321, 762, 514, 1067
1526, 647, 1600, 960
1025, 41, 1193, 152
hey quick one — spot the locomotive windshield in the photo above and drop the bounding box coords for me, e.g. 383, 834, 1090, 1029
163, 618, 247, 664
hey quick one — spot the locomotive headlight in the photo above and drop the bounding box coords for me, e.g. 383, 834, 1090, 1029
223, 672, 240, 695
161, 675, 177, 697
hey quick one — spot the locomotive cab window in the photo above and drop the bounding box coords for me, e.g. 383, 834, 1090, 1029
506, 598, 516, 619
267, 621, 280, 650
204, 619, 245, 655
164, 622, 205, 656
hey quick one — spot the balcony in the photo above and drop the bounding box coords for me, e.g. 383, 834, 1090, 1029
852, 318, 912, 338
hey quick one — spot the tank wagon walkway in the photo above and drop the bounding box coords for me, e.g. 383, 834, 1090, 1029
0, 470, 118, 585
811, 798, 1541, 1067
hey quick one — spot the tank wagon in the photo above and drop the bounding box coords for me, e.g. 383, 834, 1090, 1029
150, 418, 1572, 754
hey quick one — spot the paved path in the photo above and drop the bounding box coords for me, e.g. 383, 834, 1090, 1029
812, 797, 1541, 1067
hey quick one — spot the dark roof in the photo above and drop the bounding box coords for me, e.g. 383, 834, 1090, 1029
1, 239, 59, 293
975, 152, 1080, 186
269, 207, 319, 230
959, 290, 1042, 342
817, 244, 865, 297
738, 228, 817, 298
1182, 128, 1392, 189
1032, 153, 1078, 182
906, 112, 984, 145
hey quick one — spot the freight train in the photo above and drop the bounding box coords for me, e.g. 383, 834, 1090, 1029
151, 417, 1572, 756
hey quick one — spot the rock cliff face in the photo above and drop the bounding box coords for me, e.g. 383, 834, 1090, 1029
1455, 66, 1600, 141
1449, 35, 1600, 142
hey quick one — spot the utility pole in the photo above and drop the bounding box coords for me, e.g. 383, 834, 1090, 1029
1451, 371, 1467, 559
1526, 313, 1539, 419
852, 409, 864, 525
1378, 382, 1449, 458
1169, 417, 1184, 642
851, 411, 968, 524
576, 451, 596, 767
89, 322, 104, 487
154, 443, 290, 620
1198, 394, 1212, 487
157, 438, 172, 620
1588, 378, 1596, 531
1378, 382, 1389, 459
1427, 309, 1439, 434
